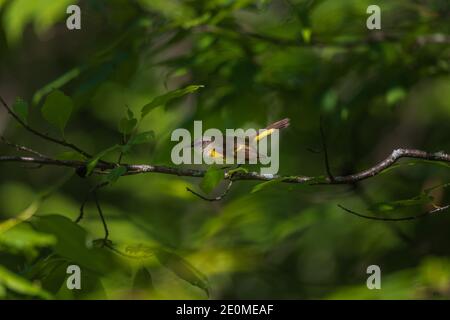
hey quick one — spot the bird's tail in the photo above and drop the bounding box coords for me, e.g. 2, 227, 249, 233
265, 118, 290, 130
254, 118, 290, 141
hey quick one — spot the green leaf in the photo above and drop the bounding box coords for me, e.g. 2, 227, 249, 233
120, 131, 155, 155
126, 106, 134, 119
386, 87, 406, 106
424, 182, 450, 195
32, 67, 82, 105
0, 284, 5, 298
41, 90, 73, 135
3, 0, 74, 45
200, 166, 223, 194
117, 243, 155, 259
251, 178, 285, 193
118, 105, 138, 135
408, 159, 450, 169
321, 90, 338, 112
128, 131, 155, 145
302, 28, 312, 43
26, 256, 70, 294
0, 265, 51, 299
0, 223, 57, 258
12, 97, 29, 124
368, 194, 433, 213
132, 267, 154, 291
118, 117, 137, 135
86, 144, 120, 175
155, 249, 210, 297
141, 85, 204, 118
30, 215, 114, 274
226, 167, 248, 176
106, 166, 127, 184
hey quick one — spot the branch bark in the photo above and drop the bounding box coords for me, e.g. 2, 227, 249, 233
1, 148, 449, 185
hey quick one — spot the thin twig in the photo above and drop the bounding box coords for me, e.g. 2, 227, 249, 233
117, 131, 128, 164
352, 183, 414, 244
0, 95, 94, 160
319, 116, 334, 182
337, 204, 450, 221
1, 136, 48, 158
93, 189, 109, 245
75, 182, 109, 223
76, 198, 87, 224
186, 180, 233, 201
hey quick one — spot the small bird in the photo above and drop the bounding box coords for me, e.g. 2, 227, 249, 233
191, 118, 290, 163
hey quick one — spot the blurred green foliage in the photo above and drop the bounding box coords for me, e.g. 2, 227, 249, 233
0, 0, 449, 299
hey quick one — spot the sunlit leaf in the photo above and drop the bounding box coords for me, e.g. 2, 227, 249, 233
368, 194, 433, 213
155, 249, 210, 297
226, 167, 248, 176
0, 265, 51, 299
302, 28, 312, 43
3, 0, 73, 45
121, 243, 156, 259
0, 223, 56, 257
251, 178, 285, 193
386, 87, 406, 106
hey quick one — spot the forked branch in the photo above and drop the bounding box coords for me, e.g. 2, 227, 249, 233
0, 148, 449, 184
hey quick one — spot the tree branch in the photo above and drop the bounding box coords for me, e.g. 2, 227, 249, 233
0, 96, 94, 159
1, 148, 449, 185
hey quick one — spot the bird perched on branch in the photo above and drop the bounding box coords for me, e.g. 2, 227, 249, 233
190, 118, 290, 163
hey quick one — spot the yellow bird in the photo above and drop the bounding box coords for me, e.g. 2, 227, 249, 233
191, 118, 290, 162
